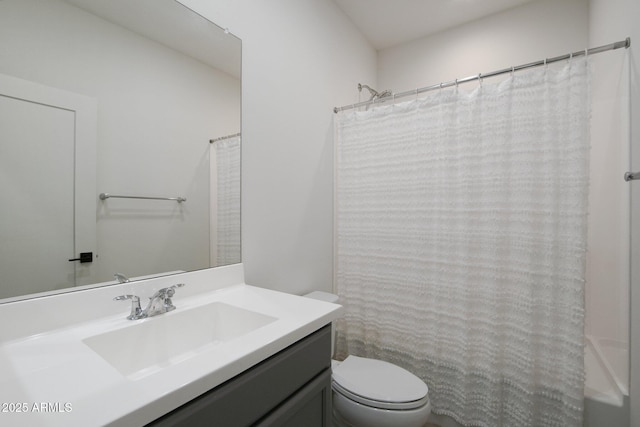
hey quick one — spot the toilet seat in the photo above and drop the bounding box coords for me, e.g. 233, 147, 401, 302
331, 356, 429, 410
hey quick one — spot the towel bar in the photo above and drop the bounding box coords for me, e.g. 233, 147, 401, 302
99, 193, 186, 203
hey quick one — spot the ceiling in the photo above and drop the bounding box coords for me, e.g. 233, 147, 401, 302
65, 0, 241, 78
332, 0, 536, 50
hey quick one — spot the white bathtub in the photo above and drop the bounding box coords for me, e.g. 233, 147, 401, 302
584, 335, 629, 426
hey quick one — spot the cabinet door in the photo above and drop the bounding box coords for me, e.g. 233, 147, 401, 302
256, 368, 332, 427
146, 325, 331, 427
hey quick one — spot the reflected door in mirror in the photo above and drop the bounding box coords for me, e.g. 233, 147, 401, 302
0, 88, 76, 298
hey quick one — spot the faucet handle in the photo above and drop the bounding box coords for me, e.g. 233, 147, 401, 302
150, 283, 185, 300
114, 294, 138, 302
159, 284, 186, 313
166, 283, 186, 297
114, 294, 145, 320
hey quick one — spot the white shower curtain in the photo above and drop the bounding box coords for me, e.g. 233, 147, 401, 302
215, 135, 241, 265
334, 59, 590, 426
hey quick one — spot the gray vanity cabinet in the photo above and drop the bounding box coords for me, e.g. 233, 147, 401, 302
146, 325, 332, 427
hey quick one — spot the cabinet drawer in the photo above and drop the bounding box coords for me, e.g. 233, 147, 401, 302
147, 325, 331, 427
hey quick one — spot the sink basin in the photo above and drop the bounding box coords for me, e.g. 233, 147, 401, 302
83, 302, 277, 379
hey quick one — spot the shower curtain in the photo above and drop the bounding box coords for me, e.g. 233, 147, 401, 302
215, 135, 241, 265
334, 59, 590, 427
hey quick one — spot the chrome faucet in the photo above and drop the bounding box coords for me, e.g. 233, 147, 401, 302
114, 283, 186, 320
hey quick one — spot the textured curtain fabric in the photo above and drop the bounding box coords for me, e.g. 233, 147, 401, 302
334, 59, 590, 426
215, 135, 241, 266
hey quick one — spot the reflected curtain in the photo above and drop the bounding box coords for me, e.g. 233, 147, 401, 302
334, 59, 590, 426
215, 135, 241, 265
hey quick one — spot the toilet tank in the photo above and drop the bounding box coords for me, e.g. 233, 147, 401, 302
304, 291, 339, 356
304, 291, 339, 304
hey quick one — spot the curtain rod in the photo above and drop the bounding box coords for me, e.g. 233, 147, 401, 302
210, 132, 241, 143
334, 37, 630, 114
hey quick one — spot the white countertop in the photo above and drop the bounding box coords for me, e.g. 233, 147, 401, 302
0, 266, 342, 427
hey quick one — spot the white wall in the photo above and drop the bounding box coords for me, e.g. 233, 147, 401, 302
0, 0, 241, 285
178, 0, 377, 295
590, 0, 640, 423
589, 0, 640, 423
587, 0, 631, 374
378, 0, 588, 94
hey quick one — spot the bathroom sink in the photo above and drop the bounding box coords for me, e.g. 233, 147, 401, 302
83, 302, 277, 379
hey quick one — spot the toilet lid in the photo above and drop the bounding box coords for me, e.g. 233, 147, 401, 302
332, 356, 428, 410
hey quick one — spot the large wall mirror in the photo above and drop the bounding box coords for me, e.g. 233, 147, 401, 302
0, 0, 241, 302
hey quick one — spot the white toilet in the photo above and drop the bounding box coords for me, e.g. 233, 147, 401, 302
305, 291, 431, 427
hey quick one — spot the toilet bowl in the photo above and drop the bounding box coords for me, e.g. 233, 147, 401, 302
305, 292, 431, 427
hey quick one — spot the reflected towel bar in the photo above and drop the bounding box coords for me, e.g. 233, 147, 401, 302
99, 193, 186, 203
